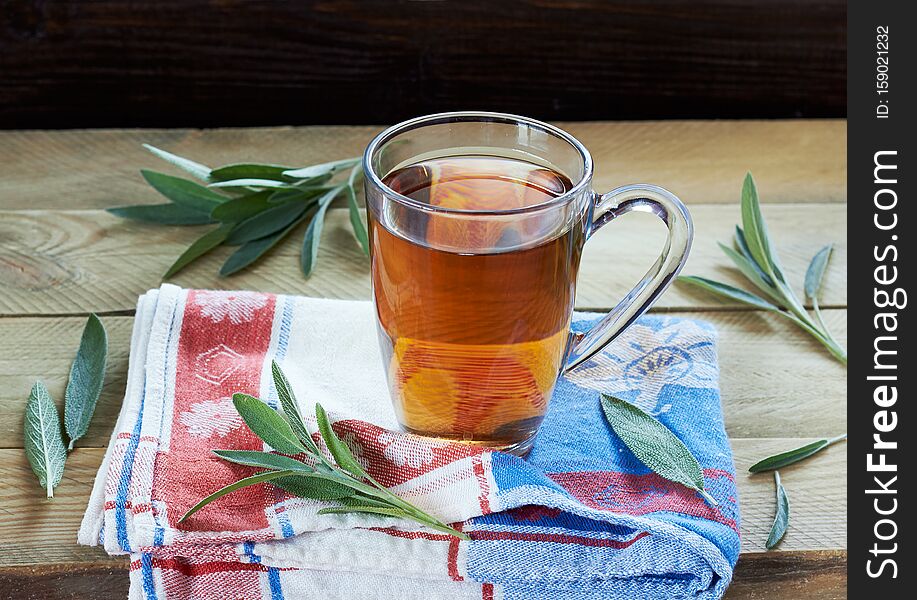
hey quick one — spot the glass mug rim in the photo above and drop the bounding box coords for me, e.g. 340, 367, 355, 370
362, 111, 595, 217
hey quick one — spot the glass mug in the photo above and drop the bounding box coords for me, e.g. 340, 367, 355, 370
363, 112, 692, 455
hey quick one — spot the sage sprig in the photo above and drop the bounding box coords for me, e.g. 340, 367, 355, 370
179, 362, 469, 540
600, 395, 717, 506
766, 471, 790, 549
678, 173, 847, 365
108, 145, 369, 279
748, 434, 846, 473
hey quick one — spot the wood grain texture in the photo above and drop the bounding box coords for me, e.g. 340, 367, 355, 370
0, 439, 845, 570
726, 551, 846, 599
0, 204, 847, 316
0, 553, 846, 600
0, 1, 845, 129
0, 309, 846, 450
0, 121, 847, 210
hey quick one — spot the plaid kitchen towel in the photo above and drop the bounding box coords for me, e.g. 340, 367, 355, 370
79, 284, 740, 600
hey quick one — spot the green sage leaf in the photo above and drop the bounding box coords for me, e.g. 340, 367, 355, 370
804, 244, 834, 300
678, 276, 780, 311
209, 178, 292, 189
210, 163, 296, 182
748, 434, 846, 473
345, 164, 370, 255
300, 187, 342, 277
734, 226, 773, 286
766, 471, 790, 549
717, 242, 781, 302
63, 314, 108, 449
272, 361, 321, 456
600, 395, 716, 506
107, 204, 215, 225
24, 381, 67, 498
317, 505, 412, 519
271, 474, 356, 500
178, 469, 298, 523
143, 144, 212, 182
141, 170, 228, 212
163, 224, 231, 279
225, 200, 309, 245
210, 190, 276, 223
212, 449, 313, 472
740, 173, 785, 282
219, 213, 306, 276
232, 393, 308, 455
283, 157, 359, 180
314, 403, 368, 480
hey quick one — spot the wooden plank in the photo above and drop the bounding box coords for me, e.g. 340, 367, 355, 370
0, 121, 846, 210
0, 204, 847, 316
726, 551, 846, 600
0, 439, 846, 569
0, 309, 847, 449
0, 553, 846, 600
0, 1, 844, 129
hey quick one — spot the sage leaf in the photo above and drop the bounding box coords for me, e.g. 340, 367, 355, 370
766, 471, 790, 549
107, 203, 215, 225
210, 163, 296, 182
338, 494, 397, 509
272, 360, 321, 455
717, 242, 781, 302
24, 381, 67, 498
734, 226, 774, 287
219, 213, 306, 276
143, 144, 212, 182
804, 244, 834, 300
209, 178, 292, 189
301, 187, 342, 277
225, 200, 309, 245
210, 190, 275, 223
600, 395, 717, 506
314, 403, 368, 480
283, 158, 360, 179
345, 164, 370, 255
748, 434, 846, 473
678, 276, 780, 312
317, 505, 412, 519
739, 173, 784, 282
271, 475, 355, 500
63, 314, 108, 449
142, 170, 227, 212
212, 449, 313, 472
163, 224, 231, 279
232, 393, 308, 455
178, 469, 298, 523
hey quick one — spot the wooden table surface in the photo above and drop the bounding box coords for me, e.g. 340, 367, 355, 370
0, 120, 847, 599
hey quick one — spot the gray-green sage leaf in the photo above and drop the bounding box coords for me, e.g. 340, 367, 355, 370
804, 244, 834, 300
600, 395, 717, 506
24, 382, 68, 498
64, 314, 108, 449
748, 434, 846, 473
766, 471, 790, 549
143, 144, 212, 182
232, 393, 308, 455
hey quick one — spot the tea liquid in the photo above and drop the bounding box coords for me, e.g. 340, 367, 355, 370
372, 156, 583, 449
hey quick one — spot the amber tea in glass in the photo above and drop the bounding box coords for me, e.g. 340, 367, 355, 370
363, 113, 693, 454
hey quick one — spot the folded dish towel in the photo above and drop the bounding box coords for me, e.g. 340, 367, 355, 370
79, 284, 740, 599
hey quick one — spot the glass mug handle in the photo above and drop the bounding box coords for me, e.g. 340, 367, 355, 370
564, 184, 694, 372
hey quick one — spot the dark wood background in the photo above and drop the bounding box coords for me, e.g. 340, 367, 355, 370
1, 0, 846, 129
